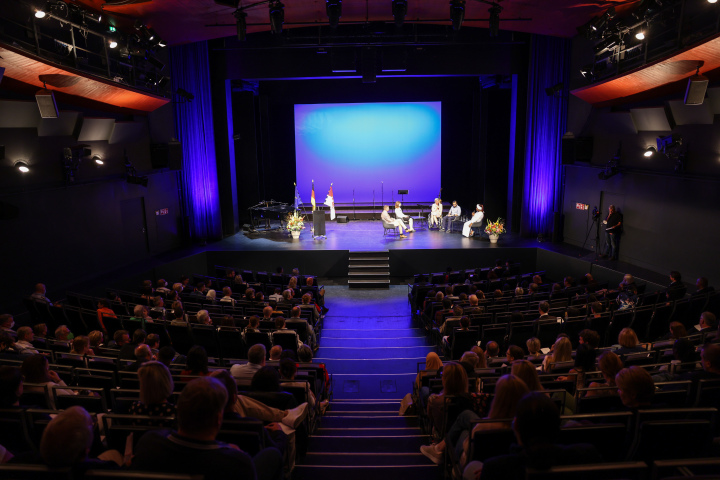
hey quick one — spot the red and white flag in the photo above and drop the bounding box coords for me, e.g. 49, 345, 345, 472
324, 184, 335, 220
311, 181, 316, 211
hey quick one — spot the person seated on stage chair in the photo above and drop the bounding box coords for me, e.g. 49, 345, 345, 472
442, 200, 461, 232
381, 205, 408, 238
394, 201, 414, 232
430, 198, 443, 229
462, 204, 484, 238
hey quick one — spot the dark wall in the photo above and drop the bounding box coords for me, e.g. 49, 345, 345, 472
562, 165, 720, 287
0, 95, 182, 314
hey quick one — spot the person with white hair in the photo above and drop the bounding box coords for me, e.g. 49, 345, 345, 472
430, 198, 443, 229
462, 204, 484, 238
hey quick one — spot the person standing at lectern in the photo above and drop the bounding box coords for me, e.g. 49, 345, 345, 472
382, 205, 408, 238
462, 205, 484, 238
442, 200, 461, 232
601, 205, 622, 261
430, 198, 443, 229
395, 201, 414, 232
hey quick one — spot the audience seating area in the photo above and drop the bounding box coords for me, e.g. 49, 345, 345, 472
408, 262, 720, 479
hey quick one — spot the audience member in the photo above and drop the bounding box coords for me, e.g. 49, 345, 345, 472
231, 344, 266, 382
129, 361, 176, 426
119, 329, 147, 360
126, 344, 155, 373
31, 283, 54, 305
694, 277, 714, 296
698, 312, 717, 333
615, 328, 645, 356
616, 366, 655, 409
181, 345, 210, 378
14, 327, 38, 354
96, 299, 116, 334
21, 354, 74, 409
585, 351, 623, 397
33, 323, 48, 339
541, 337, 572, 373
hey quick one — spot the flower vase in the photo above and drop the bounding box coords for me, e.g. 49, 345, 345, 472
489, 234, 499, 244
291, 231, 300, 239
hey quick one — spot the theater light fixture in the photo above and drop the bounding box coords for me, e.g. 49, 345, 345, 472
16, 161, 30, 173
643, 146, 656, 157
269, 1, 284, 34
635, 30, 645, 40
92, 155, 104, 165
326, 0, 342, 29
35, 9, 46, 19
234, 10, 247, 41
545, 82, 563, 97
488, 3, 502, 37
709, 0, 718, 4
450, 0, 465, 31
108, 38, 118, 49
392, 0, 407, 27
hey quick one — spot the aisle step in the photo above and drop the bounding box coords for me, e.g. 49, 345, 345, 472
348, 250, 390, 289
320, 416, 419, 428
316, 345, 432, 360
294, 465, 437, 480
300, 452, 429, 466
307, 434, 430, 452
321, 337, 428, 348
318, 358, 422, 375
325, 401, 399, 411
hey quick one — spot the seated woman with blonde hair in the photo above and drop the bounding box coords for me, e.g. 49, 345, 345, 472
129, 361, 176, 426
541, 336, 572, 373
615, 328, 646, 356
585, 351, 623, 397
426, 362, 472, 440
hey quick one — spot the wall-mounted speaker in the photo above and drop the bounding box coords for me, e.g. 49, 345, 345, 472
561, 136, 594, 165
150, 141, 183, 170
36, 89, 59, 118
684, 74, 708, 105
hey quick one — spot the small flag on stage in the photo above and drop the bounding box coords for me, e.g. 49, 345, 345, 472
294, 183, 300, 211
325, 184, 336, 220
311, 181, 316, 211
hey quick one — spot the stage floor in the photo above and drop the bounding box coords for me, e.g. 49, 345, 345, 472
216, 219, 538, 252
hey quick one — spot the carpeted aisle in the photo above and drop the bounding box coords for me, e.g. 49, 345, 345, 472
293, 286, 438, 480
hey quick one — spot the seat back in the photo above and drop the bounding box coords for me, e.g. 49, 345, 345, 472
557, 423, 629, 462
469, 426, 514, 462
632, 419, 714, 461
190, 325, 220, 358
166, 324, 195, 355
272, 332, 299, 354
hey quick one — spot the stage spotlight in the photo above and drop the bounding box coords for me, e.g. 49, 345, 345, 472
234, 10, 247, 41
269, 1, 284, 34
35, 9, 46, 19
326, 0, 342, 29
644, 146, 656, 157
488, 4, 502, 37
450, 0, 465, 31
92, 155, 104, 165
392, 0, 407, 27
108, 38, 118, 49
635, 30, 645, 40
545, 82, 563, 97
16, 161, 30, 173
594, 34, 619, 56
580, 64, 595, 79
709, 0, 718, 4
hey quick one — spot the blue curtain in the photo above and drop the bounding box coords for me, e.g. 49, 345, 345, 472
520, 35, 570, 237
171, 41, 222, 240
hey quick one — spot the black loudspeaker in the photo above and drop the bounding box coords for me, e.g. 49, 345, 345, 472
337, 215, 349, 223
684, 74, 708, 105
561, 137, 594, 165
35, 89, 59, 119
0, 67, 4, 85
552, 212, 564, 244
397, 189, 409, 195
150, 141, 182, 170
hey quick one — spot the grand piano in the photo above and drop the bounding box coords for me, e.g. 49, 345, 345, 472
249, 201, 294, 230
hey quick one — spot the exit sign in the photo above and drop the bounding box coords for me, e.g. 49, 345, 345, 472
575, 203, 589, 210
155, 208, 169, 216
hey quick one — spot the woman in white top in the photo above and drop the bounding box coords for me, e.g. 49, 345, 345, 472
395, 201, 414, 232
220, 286, 235, 306
21, 354, 76, 409
462, 204, 484, 238
430, 198, 443, 228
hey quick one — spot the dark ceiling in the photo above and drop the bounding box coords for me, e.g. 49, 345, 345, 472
69, 0, 642, 46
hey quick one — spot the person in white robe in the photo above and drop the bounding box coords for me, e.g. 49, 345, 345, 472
462, 204, 484, 238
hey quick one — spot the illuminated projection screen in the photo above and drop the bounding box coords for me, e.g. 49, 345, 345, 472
294, 102, 441, 204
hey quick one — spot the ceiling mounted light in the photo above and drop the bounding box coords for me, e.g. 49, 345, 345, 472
326, 0, 342, 29
92, 155, 104, 165
234, 10, 247, 41
643, 146, 656, 157
108, 38, 118, 49
392, 0, 407, 28
488, 4, 502, 37
269, 1, 284, 34
709, 0, 718, 4
450, 0, 465, 31
35, 9, 46, 19
16, 161, 30, 173
635, 30, 645, 40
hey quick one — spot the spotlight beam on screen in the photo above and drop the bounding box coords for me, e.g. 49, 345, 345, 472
294, 102, 441, 204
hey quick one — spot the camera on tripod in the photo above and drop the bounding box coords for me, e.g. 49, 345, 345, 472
592, 206, 600, 220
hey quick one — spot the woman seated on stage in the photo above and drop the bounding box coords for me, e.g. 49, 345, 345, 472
430, 198, 442, 229
462, 204, 484, 238
395, 201, 414, 232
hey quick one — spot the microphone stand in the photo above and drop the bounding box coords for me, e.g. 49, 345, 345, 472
372, 190, 376, 220
353, 189, 357, 221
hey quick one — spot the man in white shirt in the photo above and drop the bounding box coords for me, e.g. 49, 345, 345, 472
394, 201, 414, 232
381, 205, 408, 238
442, 200, 461, 232
430, 198, 443, 229
15, 326, 38, 354
463, 204, 484, 238
230, 344, 266, 382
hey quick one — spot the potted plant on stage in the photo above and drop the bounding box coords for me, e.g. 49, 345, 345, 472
484, 218, 506, 244
286, 211, 305, 239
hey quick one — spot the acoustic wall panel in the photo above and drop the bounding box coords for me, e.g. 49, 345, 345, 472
0, 100, 41, 128
37, 111, 80, 137
705, 87, 720, 114
590, 111, 637, 135
109, 121, 148, 144
77, 118, 115, 142
667, 99, 713, 125
630, 106, 673, 131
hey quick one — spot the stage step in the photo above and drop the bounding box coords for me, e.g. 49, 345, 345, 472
348, 250, 390, 289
